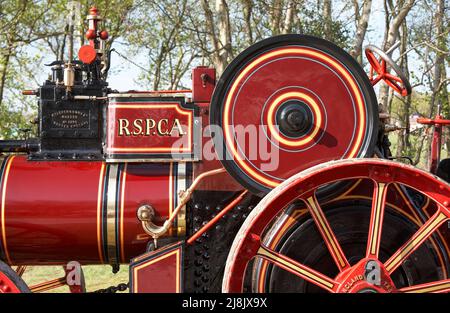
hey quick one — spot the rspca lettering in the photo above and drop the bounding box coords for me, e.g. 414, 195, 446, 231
118, 118, 185, 137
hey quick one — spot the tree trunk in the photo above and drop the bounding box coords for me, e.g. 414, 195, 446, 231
396, 21, 411, 157
323, 0, 332, 40
270, 0, 283, 35
0, 50, 12, 108
200, 0, 231, 76
378, 0, 415, 112
242, 0, 253, 44
351, 0, 372, 64
282, 0, 297, 34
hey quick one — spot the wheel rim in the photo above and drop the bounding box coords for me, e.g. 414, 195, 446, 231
222, 159, 450, 293
0, 261, 29, 293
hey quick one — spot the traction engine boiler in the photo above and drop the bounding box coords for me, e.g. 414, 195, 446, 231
1, 7, 450, 294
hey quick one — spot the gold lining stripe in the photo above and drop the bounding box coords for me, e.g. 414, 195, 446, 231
369, 183, 386, 256
257, 246, 334, 290
403, 282, 450, 293
1, 156, 14, 264
385, 211, 447, 273
169, 163, 173, 236
133, 249, 181, 293
267, 91, 322, 146
223, 47, 366, 188
106, 164, 119, 265
306, 196, 347, 268
176, 163, 187, 237
169, 163, 173, 216
120, 163, 127, 263
258, 209, 307, 292
96, 163, 106, 264
393, 183, 421, 224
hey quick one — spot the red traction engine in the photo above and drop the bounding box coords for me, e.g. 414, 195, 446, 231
1, 8, 450, 294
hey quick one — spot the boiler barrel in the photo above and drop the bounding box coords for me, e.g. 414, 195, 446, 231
0, 156, 190, 265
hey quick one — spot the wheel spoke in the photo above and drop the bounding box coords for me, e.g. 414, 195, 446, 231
384, 210, 448, 274
381, 59, 386, 74
385, 78, 402, 94
400, 279, 450, 293
305, 195, 350, 271
257, 245, 337, 292
366, 182, 389, 258
385, 72, 403, 83
15, 265, 27, 277
371, 74, 383, 86
367, 51, 382, 73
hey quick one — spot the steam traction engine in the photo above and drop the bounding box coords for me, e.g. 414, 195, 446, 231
1, 7, 450, 293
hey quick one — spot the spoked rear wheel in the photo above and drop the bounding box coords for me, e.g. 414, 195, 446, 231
223, 159, 450, 293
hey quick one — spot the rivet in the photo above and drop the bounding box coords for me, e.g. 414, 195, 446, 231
444, 201, 449, 207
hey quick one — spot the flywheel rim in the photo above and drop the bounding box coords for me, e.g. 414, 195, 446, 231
210, 34, 379, 195
222, 158, 450, 293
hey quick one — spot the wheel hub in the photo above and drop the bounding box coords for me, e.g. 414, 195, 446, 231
276, 100, 313, 138
335, 258, 397, 293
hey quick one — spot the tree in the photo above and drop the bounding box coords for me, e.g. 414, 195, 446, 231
378, 0, 416, 112
350, 0, 373, 64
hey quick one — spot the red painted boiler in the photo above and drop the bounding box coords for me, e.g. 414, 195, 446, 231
0, 155, 190, 265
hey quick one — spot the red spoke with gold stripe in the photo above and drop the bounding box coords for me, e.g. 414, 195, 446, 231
384, 209, 448, 274
400, 278, 450, 293
366, 182, 389, 258
257, 244, 337, 292
305, 194, 350, 271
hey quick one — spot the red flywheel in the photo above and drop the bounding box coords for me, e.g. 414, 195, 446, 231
223, 159, 450, 293
211, 35, 378, 195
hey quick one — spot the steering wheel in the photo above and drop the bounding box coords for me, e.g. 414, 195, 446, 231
365, 45, 412, 96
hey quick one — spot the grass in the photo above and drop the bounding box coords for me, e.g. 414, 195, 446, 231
21, 265, 129, 293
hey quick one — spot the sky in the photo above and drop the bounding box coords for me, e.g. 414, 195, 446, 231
20, 1, 421, 94
107, 1, 388, 92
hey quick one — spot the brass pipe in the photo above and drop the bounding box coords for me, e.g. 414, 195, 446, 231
137, 168, 227, 243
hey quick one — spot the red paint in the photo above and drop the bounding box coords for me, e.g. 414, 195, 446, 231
78, 45, 97, 64
365, 49, 409, 96
187, 190, 248, 245
106, 97, 195, 160
216, 44, 375, 192
192, 67, 216, 103
334, 258, 396, 293
0, 156, 178, 265
85, 29, 96, 40
223, 158, 450, 292
417, 115, 450, 174
99, 30, 109, 40
130, 241, 183, 293
0, 271, 21, 293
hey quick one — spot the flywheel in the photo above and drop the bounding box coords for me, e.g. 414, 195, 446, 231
210, 34, 378, 194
